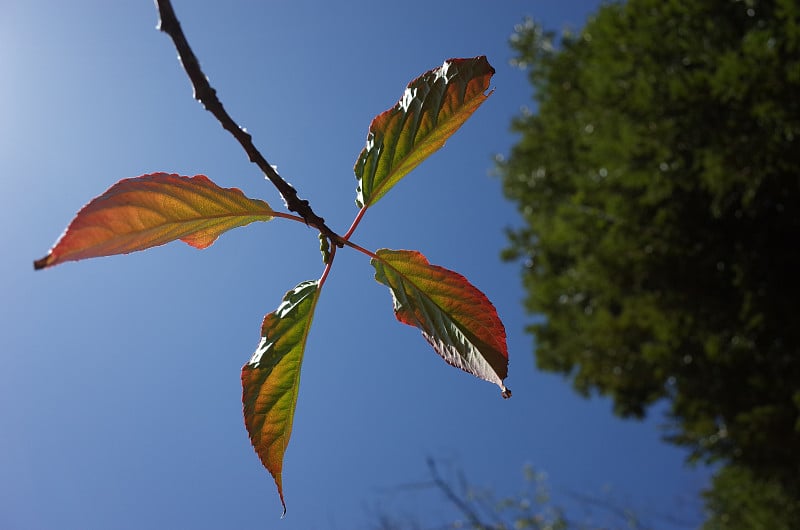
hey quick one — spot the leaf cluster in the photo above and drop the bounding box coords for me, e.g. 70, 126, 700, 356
34, 4, 510, 515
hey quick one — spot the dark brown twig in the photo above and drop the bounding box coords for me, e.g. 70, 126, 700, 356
154, 0, 342, 246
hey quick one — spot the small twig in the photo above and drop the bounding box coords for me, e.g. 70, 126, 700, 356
566, 488, 700, 529
426, 458, 490, 530
154, 0, 342, 246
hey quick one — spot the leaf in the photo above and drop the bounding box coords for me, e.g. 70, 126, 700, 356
371, 249, 511, 398
354, 56, 495, 209
241, 280, 321, 515
34, 173, 273, 269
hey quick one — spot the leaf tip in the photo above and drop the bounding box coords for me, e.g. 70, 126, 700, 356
273, 471, 287, 517
270, 465, 288, 518
33, 254, 53, 270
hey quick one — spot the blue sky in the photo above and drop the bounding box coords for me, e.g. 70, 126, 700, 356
2, 2, 710, 529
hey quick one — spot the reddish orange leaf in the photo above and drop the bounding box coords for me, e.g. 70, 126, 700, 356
354, 56, 495, 209
242, 280, 321, 515
371, 249, 511, 398
34, 173, 273, 269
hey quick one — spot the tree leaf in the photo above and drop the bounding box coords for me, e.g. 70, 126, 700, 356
34, 173, 273, 269
354, 56, 495, 209
241, 280, 321, 515
371, 249, 511, 398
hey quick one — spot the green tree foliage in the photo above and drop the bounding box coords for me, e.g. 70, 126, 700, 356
702, 465, 800, 530
497, 0, 800, 523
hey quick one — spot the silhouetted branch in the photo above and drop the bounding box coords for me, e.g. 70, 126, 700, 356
566, 489, 697, 529
426, 458, 491, 529
154, 0, 342, 245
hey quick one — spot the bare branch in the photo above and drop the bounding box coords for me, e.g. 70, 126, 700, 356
427, 458, 491, 530
153, 0, 342, 245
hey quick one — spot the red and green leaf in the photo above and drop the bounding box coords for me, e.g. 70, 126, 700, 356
241, 280, 321, 515
371, 249, 511, 398
354, 56, 495, 209
34, 173, 273, 269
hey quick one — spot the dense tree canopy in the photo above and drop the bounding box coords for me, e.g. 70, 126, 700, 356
498, 0, 800, 524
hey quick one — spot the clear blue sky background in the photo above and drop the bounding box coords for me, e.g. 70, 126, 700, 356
2, 2, 711, 529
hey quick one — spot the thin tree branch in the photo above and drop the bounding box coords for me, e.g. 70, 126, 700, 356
426, 458, 490, 530
154, 0, 342, 246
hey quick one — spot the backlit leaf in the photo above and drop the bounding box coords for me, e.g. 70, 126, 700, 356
371, 249, 511, 398
354, 56, 495, 208
34, 173, 273, 269
241, 280, 321, 515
